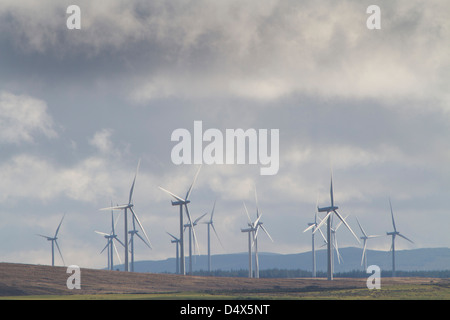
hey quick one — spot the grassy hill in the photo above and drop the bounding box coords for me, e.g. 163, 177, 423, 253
0, 262, 449, 300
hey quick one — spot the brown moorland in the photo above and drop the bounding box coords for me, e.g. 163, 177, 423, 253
0, 262, 447, 298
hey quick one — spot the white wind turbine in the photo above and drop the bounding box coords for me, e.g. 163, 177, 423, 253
241, 188, 274, 279
356, 217, 382, 271
202, 200, 224, 274
167, 232, 180, 274
128, 210, 152, 272
159, 165, 201, 276
95, 206, 125, 270
314, 175, 359, 280
318, 214, 347, 275
37, 213, 66, 267
184, 212, 206, 274
303, 198, 327, 277
252, 189, 274, 279
241, 202, 258, 278
100, 159, 150, 272
387, 198, 414, 277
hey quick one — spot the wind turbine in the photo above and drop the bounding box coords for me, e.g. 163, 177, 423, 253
128, 210, 152, 272
241, 188, 273, 279
100, 159, 150, 272
318, 214, 347, 275
303, 198, 327, 278
167, 232, 180, 274
251, 188, 273, 279
159, 165, 202, 276
356, 217, 382, 271
37, 213, 66, 267
314, 175, 359, 280
184, 212, 206, 274
95, 205, 125, 270
202, 200, 224, 273
241, 202, 258, 278
387, 198, 414, 277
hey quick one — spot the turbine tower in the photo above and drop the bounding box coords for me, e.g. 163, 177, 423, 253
95, 205, 125, 270
387, 198, 414, 277
202, 200, 224, 274
184, 212, 206, 274
356, 217, 382, 271
314, 175, 359, 280
37, 213, 66, 267
100, 159, 147, 272
167, 232, 180, 274
159, 165, 201, 275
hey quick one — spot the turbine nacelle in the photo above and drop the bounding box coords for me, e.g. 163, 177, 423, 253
317, 205, 338, 213
171, 199, 190, 206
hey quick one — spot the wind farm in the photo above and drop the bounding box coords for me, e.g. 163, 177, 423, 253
1, 159, 448, 300
22, 158, 430, 285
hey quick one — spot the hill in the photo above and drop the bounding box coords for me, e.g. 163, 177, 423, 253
0, 262, 448, 299
118, 247, 450, 274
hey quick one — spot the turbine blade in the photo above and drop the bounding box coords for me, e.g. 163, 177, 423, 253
389, 198, 397, 232
95, 231, 109, 236
211, 223, 224, 249
330, 174, 334, 207
100, 240, 110, 254
334, 235, 342, 264
313, 211, 332, 233
114, 237, 126, 248
166, 232, 179, 241
100, 205, 128, 211
185, 165, 202, 201
398, 233, 414, 244
260, 225, 274, 242
361, 240, 367, 266
318, 227, 327, 243
254, 213, 262, 227
135, 232, 152, 249
54, 213, 65, 238
334, 210, 360, 243
128, 159, 141, 205
158, 186, 185, 202
130, 207, 152, 249
194, 212, 208, 225
303, 224, 314, 233
185, 204, 200, 255
55, 240, 65, 266
251, 227, 259, 248
356, 217, 368, 238
36, 234, 51, 240
243, 202, 252, 224
210, 199, 217, 223
254, 185, 260, 218
112, 241, 122, 264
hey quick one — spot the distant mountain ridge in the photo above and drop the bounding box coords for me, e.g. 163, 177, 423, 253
113, 247, 450, 274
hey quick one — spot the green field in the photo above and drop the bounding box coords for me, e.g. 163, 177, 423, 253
2, 283, 449, 300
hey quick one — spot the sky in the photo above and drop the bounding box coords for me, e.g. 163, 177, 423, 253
0, 0, 449, 270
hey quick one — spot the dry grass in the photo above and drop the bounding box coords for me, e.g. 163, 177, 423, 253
0, 262, 447, 299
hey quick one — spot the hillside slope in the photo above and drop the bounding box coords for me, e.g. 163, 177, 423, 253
0, 262, 446, 297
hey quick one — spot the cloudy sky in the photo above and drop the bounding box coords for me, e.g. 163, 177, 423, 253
0, 0, 449, 270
